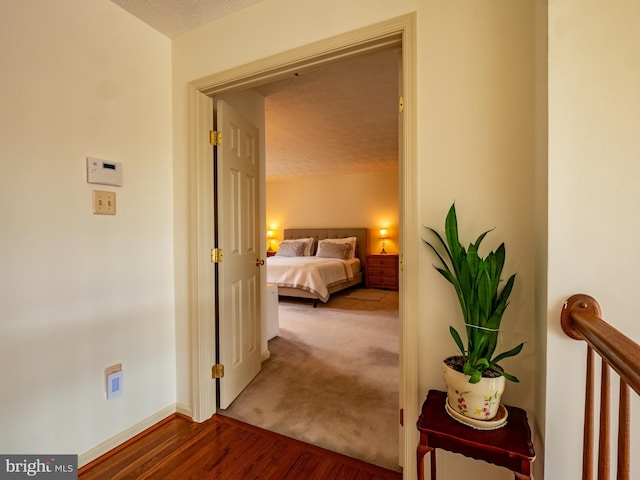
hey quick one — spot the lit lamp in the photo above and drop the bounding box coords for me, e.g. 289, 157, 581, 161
378, 229, 389, 254
267, 230, 275, 252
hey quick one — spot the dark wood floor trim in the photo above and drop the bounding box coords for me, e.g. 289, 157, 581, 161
79, 413, 403, 480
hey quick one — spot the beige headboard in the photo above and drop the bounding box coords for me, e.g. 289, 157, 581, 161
283, 228, 369, 265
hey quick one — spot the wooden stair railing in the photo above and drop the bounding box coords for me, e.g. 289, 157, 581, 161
561, 294, 640, 480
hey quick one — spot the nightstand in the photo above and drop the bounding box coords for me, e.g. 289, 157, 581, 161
365, 254, 399, 290
266, 251, 276, 257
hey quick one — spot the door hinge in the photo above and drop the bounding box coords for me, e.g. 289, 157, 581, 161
398, 95, 404, 113
400, 408, 404, 426
209, 130, 222, 146
212, 364, 225, 379
211, 248, 223, 263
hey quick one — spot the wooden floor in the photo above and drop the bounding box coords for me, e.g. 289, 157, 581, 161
79, 414, 403, 480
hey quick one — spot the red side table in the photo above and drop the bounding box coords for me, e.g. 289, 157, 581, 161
416, 390, 535, 480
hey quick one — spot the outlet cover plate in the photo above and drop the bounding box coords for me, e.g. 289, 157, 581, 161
106, 370, 123, 399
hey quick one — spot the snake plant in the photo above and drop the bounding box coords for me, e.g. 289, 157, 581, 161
423, 203, 523, 383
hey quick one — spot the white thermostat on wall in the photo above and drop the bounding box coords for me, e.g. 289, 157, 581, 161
87, 157, 123, 186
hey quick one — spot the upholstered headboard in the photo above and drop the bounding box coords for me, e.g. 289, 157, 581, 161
283, 228, 369, 266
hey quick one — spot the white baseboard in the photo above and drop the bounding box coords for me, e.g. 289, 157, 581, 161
175, 402, 193, 418
79, 403, 188, 468
261, 349, 271, 361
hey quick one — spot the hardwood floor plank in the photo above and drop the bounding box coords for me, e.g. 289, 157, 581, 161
80, 414, 402, 480
280, 450, 332, 480
80, 417, 197, 479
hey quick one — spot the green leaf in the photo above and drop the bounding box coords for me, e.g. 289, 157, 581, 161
449, 327, 466, 355
469, 370, 482, 384
444, 204, 460, 260
482, 331, 499, 360
467, 243, 480, 277
423, 236, 453, 275
498, 370, 520, 383
495, 274, 516, 314
492, 243, 506, 290
434, 266, 456, 286
489, 342, 525, 366
477, 270, 492, 318
423, 229, 452, 265
475, 358, 490, 370
472, 229, 492, 251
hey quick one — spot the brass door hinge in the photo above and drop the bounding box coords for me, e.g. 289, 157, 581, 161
399, 95, 404, 113
212, 364, 224, 379
211, 248, 223, 263
209, 130, 222, 146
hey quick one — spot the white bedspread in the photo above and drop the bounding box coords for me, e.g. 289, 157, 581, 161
266, 256, 356, 302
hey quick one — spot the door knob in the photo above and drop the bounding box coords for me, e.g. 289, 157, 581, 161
256, 258, 265, 266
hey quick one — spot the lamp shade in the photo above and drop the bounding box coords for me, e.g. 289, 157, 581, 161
266, 230, 275, 252
378, 229, 389, 254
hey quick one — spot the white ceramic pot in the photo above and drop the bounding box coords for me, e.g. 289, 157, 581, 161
442, 356, 505, 421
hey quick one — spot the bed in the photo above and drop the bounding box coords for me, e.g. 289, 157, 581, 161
266, 228, 369, 307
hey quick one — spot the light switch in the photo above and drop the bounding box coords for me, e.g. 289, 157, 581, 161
92, 190, 116, 215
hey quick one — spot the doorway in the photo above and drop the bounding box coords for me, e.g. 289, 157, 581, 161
212, 49, 401, 469
188, 13, 419, 475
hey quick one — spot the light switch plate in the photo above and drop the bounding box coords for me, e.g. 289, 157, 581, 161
92, 190, 116, 215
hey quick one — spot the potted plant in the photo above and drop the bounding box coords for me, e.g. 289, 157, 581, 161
423, 203, 523, 422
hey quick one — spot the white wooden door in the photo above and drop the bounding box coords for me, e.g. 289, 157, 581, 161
216, 99, 262, 409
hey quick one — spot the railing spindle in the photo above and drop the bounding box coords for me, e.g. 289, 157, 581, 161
584, 346, 595, 480
598, 361, 610, 480
617, 381, 630, 480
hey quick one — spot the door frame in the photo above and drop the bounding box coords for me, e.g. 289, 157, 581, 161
187, 13, 419, 476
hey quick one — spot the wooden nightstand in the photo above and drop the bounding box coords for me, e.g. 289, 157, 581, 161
266, 251, 276, 257
365, 254, 399, 290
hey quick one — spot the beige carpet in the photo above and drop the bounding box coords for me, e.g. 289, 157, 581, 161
220, 288, 400, 472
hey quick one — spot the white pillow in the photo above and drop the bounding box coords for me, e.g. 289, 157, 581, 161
317, 237, 357, 259
276, 241, 305, 257
316, 241, 352, 259
280, 238, 314, 256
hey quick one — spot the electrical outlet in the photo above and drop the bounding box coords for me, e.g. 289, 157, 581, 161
106, 371, 123, 399
92, 190, 116, 215
105, 363, 123, 399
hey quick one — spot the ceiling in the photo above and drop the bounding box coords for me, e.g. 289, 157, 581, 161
255, 50, 399, 182
111, 0, 399, 181
111, 0, 269, 37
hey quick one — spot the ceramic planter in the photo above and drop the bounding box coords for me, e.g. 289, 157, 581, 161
442, 356, 505, 421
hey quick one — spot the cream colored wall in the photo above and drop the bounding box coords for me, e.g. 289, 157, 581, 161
173, 1, 536, 479
0, 0, 174, 463
546, 1, 640, 478
418, 3, 535, 478
266, 170, 399, 254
